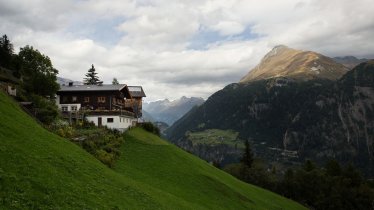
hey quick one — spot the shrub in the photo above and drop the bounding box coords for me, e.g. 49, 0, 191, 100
139, 122, 160, 136
29, 94, 58, 124
79, 128, 123, 168
49, 120, 74, 138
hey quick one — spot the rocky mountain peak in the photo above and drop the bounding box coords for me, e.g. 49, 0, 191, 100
240, 46, 349, 83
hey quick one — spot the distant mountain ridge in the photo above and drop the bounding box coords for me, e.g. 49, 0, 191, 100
333, 56, 369, 69
143, 96, 205, 125
57, 77, 83, 86
240, 45, 349, 83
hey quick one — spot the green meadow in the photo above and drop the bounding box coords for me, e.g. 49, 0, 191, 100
0, 92, 305, 209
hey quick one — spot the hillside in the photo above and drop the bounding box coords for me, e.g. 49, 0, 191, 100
166, 60, 374, 177
240, 45, 349, 83
143, 96, 205, 125
0, 91, 305, 209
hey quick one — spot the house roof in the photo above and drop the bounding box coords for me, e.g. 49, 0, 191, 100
128, 86, 146, 97
57, 84, 127, 92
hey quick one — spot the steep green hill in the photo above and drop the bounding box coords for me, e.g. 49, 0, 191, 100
0, 91, 305, 209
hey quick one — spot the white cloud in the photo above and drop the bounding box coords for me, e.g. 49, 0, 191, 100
211, 21, 245, 36
1, 0, 374, 101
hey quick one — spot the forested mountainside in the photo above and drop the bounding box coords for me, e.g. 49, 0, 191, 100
166, 60, 374, 177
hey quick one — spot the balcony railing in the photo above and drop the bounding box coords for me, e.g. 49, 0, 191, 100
61, 109, 135, 118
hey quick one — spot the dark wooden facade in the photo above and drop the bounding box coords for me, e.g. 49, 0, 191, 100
58, 90, 128, 111
57, 84, 145, 117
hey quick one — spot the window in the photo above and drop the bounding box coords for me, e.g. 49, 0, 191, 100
61, 106, 68, 111
72, 96, 77, 102
62, 96, 68, 103
84, 97, 90, 102
71, 106, 77, 111
98, 96, 106, 103
107, 118, 114, 123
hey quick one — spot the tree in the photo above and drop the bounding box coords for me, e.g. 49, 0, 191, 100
241, 139, 254, 168
84, 64, 101, 85
303, 159, 316, 172
0, 34, 14, 68
112, 77, 119, 85
325, 159, 341, 176
18, 45, 59, 98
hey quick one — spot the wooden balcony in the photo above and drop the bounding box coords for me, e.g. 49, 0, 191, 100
61, 109, 135, 119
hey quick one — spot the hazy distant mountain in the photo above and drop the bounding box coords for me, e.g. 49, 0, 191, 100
143, 96, 205, 125
240, 45, 349, 83
333, 56, 369, 69
141, 110, 156, 122
167, 47, 374, 177
57, 77, 83, 86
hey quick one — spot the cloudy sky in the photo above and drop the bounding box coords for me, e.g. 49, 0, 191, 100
1, 0, 374, 101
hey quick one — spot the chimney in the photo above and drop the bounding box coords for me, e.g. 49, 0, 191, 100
68, 82, 73, 86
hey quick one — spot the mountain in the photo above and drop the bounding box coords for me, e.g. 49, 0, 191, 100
57, 76, 83, 86
143, 96, 205, 125
142, 110, 156, 122
166, 59, 374, 177
0, 91, 305, 209
240, 45, 349, 83
333, 56, 369, 69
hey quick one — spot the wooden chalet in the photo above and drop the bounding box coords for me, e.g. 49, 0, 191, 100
56, 82, 146, 131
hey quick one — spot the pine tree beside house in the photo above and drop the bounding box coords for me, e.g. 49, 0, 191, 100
84, 64, 102, 85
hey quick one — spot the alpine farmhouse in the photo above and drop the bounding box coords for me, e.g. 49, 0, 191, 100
56, 83, 146, 131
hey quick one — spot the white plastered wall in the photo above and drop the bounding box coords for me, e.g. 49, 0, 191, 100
85, 115, 137, 131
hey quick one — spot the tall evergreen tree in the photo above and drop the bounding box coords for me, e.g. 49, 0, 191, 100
84, 64, 101, 85
241, 139, 254, 168
0, 34, 14, 68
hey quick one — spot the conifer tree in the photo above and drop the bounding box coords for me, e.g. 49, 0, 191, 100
84, 64, 101, 85
241, 139, 254, 168
112, 77, 119, 85
0, 34, 14, 68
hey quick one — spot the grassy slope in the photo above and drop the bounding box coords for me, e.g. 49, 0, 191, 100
116, 129, 305, 210
0, 91, 306, 210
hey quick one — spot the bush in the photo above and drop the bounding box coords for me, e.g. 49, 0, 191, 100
49, 120, 75, 138
73, 119, 96, 129
80, 128, 123, 168
29, 94, 58, 124
49, 120, 124, 168
139, 122, 160, 136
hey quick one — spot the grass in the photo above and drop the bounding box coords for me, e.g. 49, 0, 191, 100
0, 91, 306, 210
116, 128, 306, 210
187, 129, 244, 148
